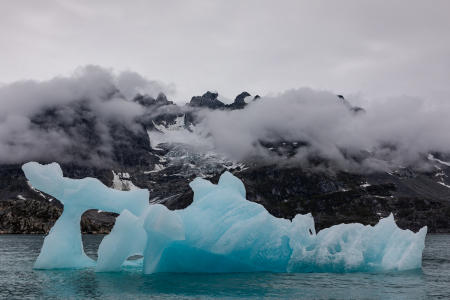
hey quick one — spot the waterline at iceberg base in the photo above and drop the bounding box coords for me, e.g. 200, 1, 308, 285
22, 162, 427, 274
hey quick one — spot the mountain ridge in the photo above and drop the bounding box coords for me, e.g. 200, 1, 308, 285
1, 90, 449, 234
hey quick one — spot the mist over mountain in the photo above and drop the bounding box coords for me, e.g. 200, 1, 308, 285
1, 66, 450, 235
0, 66, 173, 165
1, 66, 449, 173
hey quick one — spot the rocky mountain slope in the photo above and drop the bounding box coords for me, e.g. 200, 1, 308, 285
1, 91, 449, 233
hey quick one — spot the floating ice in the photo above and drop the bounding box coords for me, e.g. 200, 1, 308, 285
22, 162, 427, 273
22, 162, 148, 269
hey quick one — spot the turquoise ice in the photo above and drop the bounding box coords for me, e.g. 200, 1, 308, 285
22, 162, 148, 269
22, 162, 427, 273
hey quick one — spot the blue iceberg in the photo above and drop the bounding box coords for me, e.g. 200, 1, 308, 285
22, 162, 427, 273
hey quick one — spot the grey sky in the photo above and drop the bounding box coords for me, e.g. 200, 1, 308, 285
1, 0, 449, 103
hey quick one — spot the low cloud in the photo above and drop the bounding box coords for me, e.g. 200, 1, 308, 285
0, 66, 172, 165
1, 67, 449, 173
191, 88, 450, 172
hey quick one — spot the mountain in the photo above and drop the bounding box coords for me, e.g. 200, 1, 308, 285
1, 91, 450, 234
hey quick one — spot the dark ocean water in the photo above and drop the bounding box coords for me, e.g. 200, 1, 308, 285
0, 234, 449, 299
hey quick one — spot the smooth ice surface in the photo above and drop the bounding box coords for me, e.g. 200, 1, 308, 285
149, 172, 427, 273
96, 210, 146, 272
23, 162, 427, 273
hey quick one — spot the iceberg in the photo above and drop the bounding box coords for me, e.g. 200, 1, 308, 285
22, 162, 148, 269
22, 162, 427, 273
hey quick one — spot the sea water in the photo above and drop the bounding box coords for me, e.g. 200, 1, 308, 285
0, 234, 449, 299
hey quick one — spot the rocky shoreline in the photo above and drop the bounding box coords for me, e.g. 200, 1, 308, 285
1, 163, 449, 234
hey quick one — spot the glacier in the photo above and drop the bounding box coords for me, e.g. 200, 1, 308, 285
22, 162, 427, 273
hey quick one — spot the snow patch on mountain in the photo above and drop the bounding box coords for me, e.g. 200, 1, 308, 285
428, 154, 450, 167
144, 164, 166, 174
147, 115, 211, 152
27, 181, 49, 200
146, 114, 245, 178
112, 171, 139, 191
152, 115, 186, 133
438, 181, 450, 189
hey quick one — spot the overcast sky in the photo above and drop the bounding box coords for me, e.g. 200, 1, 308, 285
1, 0, 449, 103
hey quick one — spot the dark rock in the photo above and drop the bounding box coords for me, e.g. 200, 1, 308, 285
336, 94, 365, 114
227, 91, 250, 109
189, 91, 225, 109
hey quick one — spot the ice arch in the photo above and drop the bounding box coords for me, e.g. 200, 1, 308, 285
22, 162, 149, 269
23, 162, 427, 273
95, 204, 185, 273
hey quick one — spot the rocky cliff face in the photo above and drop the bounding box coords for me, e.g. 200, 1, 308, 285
1, 91, 450, 234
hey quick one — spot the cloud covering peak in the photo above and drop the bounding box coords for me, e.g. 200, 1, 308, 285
0, 66, 173, 165
189, 89, 450, 172
1, 66, 449, 173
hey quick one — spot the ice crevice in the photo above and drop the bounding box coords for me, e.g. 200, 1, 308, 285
22, 162, 427, 273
